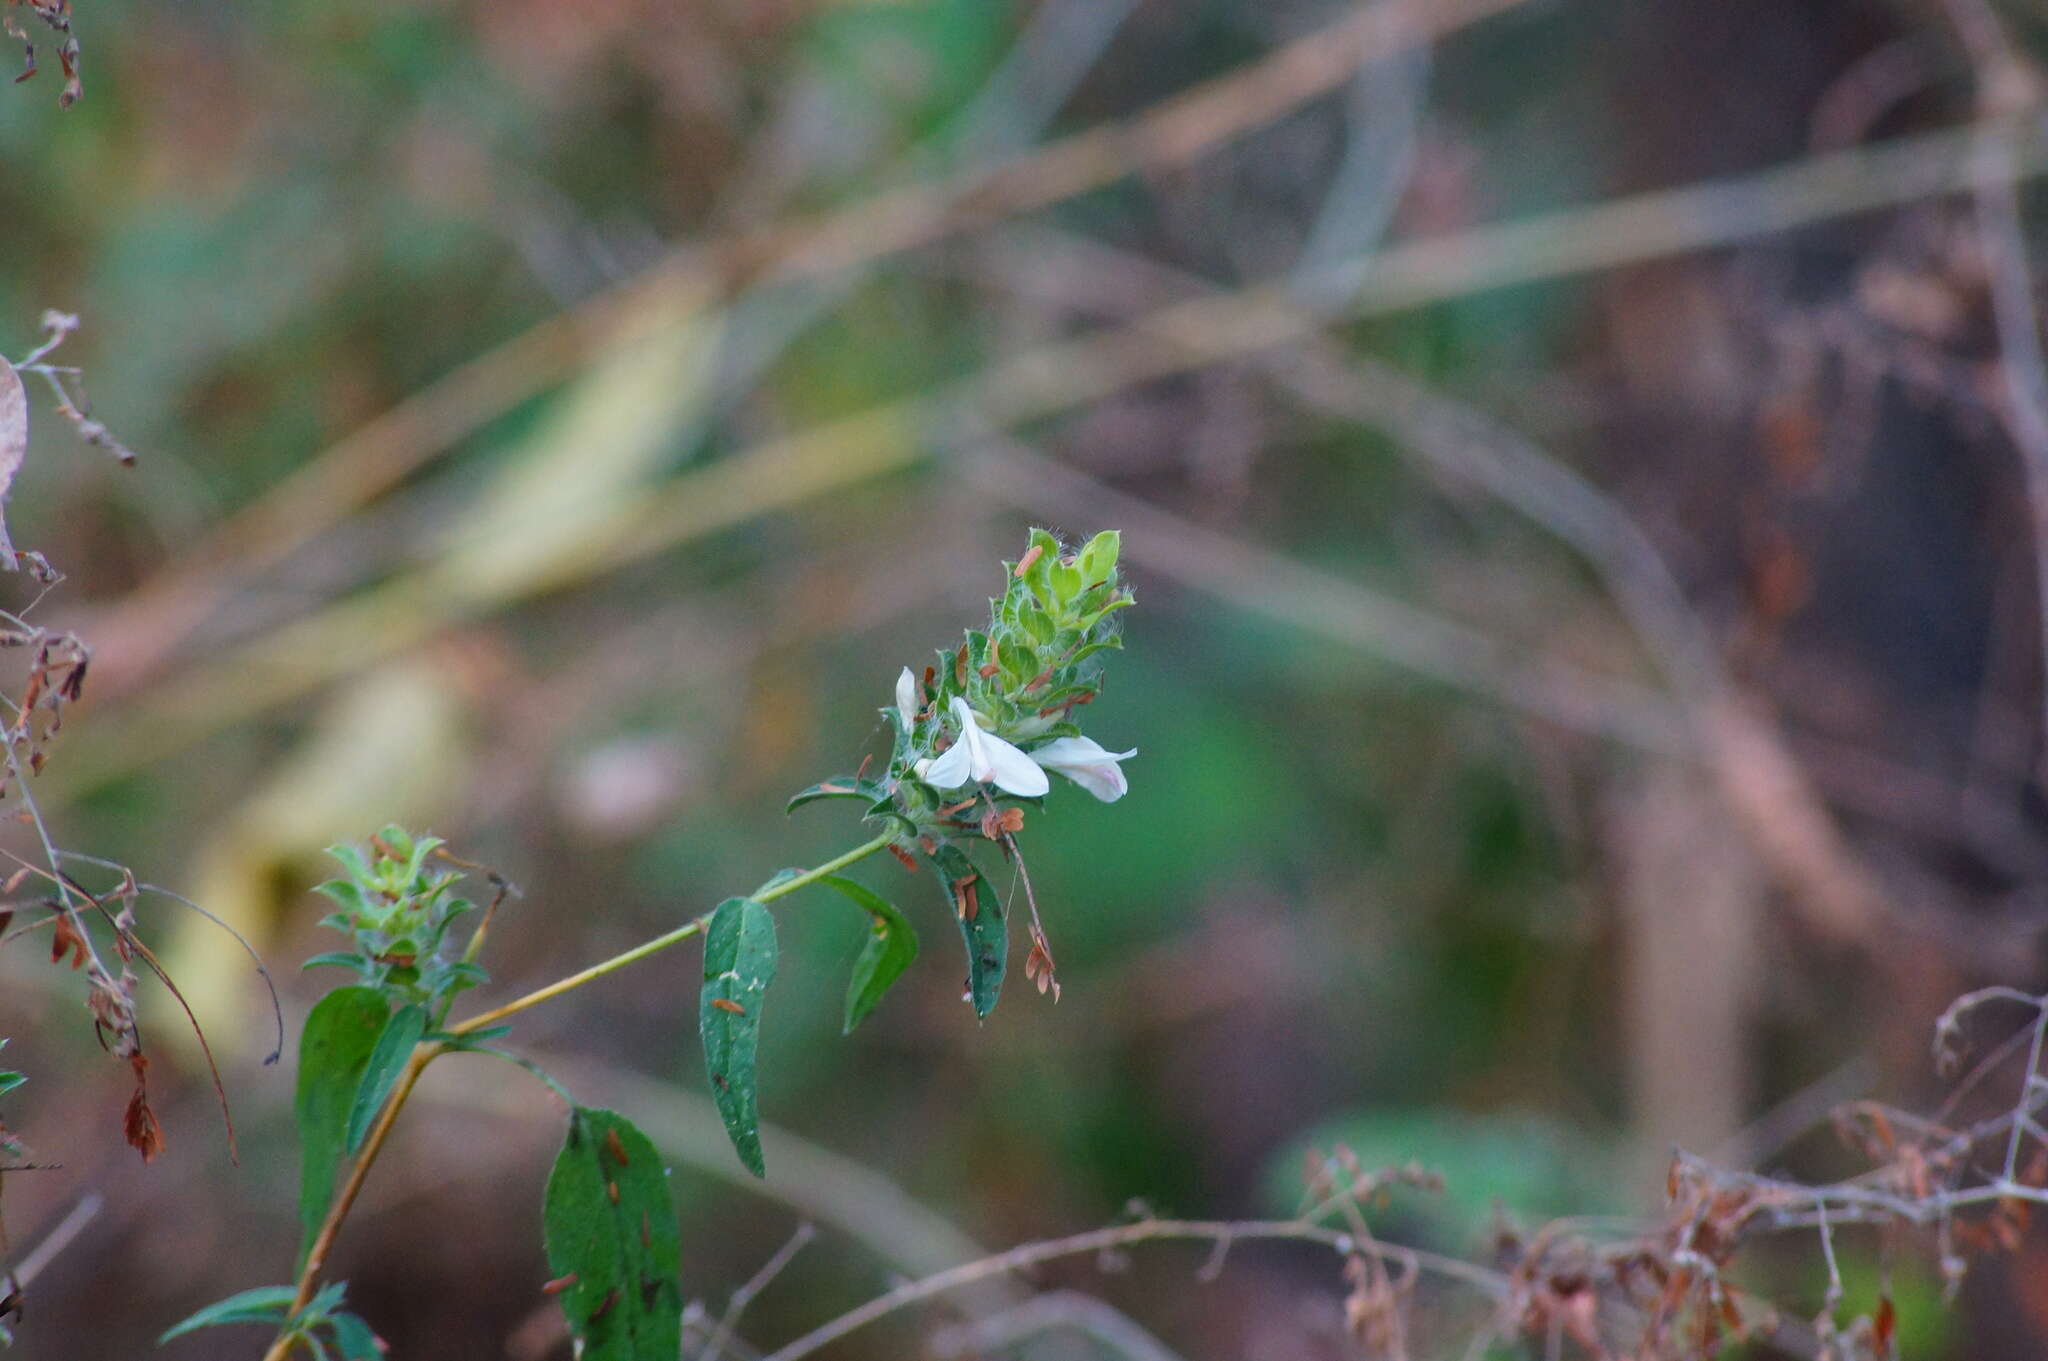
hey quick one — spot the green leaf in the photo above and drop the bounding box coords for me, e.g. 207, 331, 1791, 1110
301, 951, 371, 975
295, 987, 389, 1267
542, 1107, 683, 1361
1065, 638, 1122, 669
434, 1023, 513, 1044
995, 636, 1038, 685
157, 1285, 297, 1342
786, 777, 886, 814
327, 1310, 383, 1360
1050, 562, 1082, 605
1077, 529, 1120, 586
346, 1003, 426, 1154
469, 1045, 577, 1105
312, 879, 371, 919
930, 844, 1004, 1019
1019, 605, 1056, 647
0, 1070, 21, 1098
699, 897, 777, 1176
323, 843, 372, 886
754, 866, 807, 894
816, 875, 919, 1033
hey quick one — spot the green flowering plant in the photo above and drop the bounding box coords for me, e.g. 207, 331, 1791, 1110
155, 530, 1137, 1361
301, 827, 491, 1017
789, 527, 1135, 1011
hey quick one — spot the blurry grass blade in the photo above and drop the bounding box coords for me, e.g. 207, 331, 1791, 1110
431, 284, 721, 607
931, 844, 1004, 1019
345, 1002, 425, 1154
0, 356, 23, 570
294, 987, 388, 1267
542, 1106, 683, 1361
161, 658, 471, 1055
815, 874, 919, 1033
699, 897, 778, 1176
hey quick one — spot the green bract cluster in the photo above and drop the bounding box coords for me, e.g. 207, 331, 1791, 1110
790, 527, 1134, 843
788, 528, 1135, 1024
304, 826, 486, 1012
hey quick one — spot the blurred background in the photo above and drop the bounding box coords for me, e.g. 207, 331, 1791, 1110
6, 0, 2048, 1355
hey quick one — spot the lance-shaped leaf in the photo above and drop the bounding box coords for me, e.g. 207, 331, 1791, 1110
542, 1107, 683, 1361
931, 844, 1005, 1019
158, 1285, 297, 1343
295, 987, 388, 1266
786, 775, 887, 814
345, 1002, 425, 1153
700, 897, 777, 1176
816, 875, 919, 1033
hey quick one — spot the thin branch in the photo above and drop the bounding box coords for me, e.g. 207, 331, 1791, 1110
8, 1194, 100, 1291
447, 831, 893, 1038
929, 1290, 1190, 1361
264, 1042, 439, 1360
698, 1223, 818, 1361
55, 849, 283, 1065
758, 1217, 1503, 1361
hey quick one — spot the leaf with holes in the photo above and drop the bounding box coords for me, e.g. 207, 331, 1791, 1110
542, 1106, 682, 1361
699, 897, 777, 1176
816, 875, 918, 1033
295, 987, 388, 1267
931, 843, 1004, 1019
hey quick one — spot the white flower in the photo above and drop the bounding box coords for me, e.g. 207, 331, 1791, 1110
916, 697, 1050, 796
1027, 735, 1136, 802
895, 666, 919, 727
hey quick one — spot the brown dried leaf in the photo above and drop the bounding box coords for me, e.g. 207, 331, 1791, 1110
124, 1070, 165, 1163
49, 910, 86, 969
1023, 922, 1061, 1002
980, 806, 1025, 839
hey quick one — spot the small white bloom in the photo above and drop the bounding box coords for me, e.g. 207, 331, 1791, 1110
916, 697, 1050, 796
895, 666, 919, 726
1028, 735, 1136, 802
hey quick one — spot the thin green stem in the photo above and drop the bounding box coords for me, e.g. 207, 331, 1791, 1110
266, 829, 899, 1360
448, 831, 895, 1038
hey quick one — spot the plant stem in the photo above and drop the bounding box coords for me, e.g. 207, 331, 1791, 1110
446, 831, 895, 1038
263, 1043, 438, 1361
263, 829, 898, 1359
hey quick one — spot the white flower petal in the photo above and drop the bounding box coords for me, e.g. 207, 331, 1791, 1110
1029, 735, 1136, 802
923, 697, 1051, 796
895, 666, 918, 724
977, 728, 1051, 797
920, 736, 975, 789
